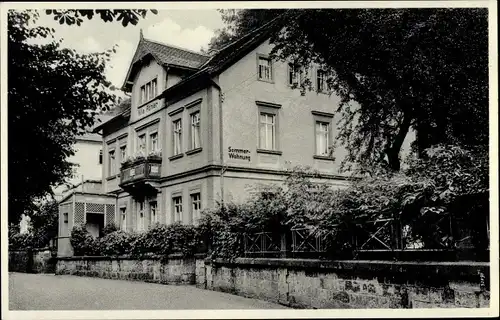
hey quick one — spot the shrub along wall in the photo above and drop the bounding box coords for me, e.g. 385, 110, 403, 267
55, 256, 490, 309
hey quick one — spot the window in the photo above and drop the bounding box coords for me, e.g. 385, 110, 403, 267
99, 150, 103, 164
258, 56, 272, 81
259, 113, 276, 150
137, 202, 144, 231
137, 134, 146, 154
190, 111, 201, 150
108, 150, 116, 176
173, 196, 183, 223
317, 70, 327, 92
150, 132, 158, 152
173, 119, 182, 155
140, 78, 158, 104
63, 212, 68, 223
288, 63, 301, 86
150, 201, 158, 225
120, 207, 127, 230
190, 193, 201, 224
120, 145, 127, 162
316, 122, 330, 156
141, 87, 146, 104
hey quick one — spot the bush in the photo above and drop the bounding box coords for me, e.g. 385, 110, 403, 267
8, 231, 35, 250
96, 230, 133, 256
102, 222, 118, 236
69, 223, 205, 258
70, 224, 98, 256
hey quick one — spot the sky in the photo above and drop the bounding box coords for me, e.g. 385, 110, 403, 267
29, 10, 225, 91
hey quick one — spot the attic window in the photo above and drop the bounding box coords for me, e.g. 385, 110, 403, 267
140, 78, 158, 104
257, 55, 272, 82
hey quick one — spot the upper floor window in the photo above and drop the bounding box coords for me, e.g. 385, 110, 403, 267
150, 132, 159, 152
108, 149, 116, 176
99, 149, 103, 164
137, 134, 146, 154
288, 63, 302, 86
173, 119, 183, 155
140, 78, 158, 105
190, 111, 201, 150
120, 145, 127, 162
258, 56, 272, 81
317, 70, 327, 92
315, 122, 330, 156
259, 113, 276, 150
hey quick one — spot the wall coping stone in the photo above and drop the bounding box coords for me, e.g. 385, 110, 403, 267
57, 253, 207, 261
206, 258, 489, 284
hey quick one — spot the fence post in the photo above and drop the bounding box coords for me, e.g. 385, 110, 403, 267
280, 233, 287, 258
26, 246, 34, 273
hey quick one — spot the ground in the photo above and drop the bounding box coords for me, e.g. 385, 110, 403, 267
8, 273, 289, 310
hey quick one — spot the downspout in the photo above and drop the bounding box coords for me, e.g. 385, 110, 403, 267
211, 78, 226, 206
219, 87, 225, 206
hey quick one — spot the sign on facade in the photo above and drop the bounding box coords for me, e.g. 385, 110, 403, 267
228, 147, 251, 161
138, 100, 161, 117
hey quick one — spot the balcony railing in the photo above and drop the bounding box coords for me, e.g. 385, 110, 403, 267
119, 155, 162, 186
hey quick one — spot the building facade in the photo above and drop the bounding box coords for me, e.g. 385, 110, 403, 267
58, 22, 413, 256
53, 133, 104, 202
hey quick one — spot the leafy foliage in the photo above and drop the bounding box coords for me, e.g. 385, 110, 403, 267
8, 10, 118, 223
269, 8, 488, 172
102, 222, 118, 236
44, 9, 158, 27
28, 199, 59, 248
9, 231, 35, 251
70, 224, 99, 256
205, 9, 285, 52
69, 223, 202, 258
198, 153, 489, 259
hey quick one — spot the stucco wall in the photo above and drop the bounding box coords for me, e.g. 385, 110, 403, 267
53, 139, 102, 198
131, 58, 166, 115
218, 39, 415, 175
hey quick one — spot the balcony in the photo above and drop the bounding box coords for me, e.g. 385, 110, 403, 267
119, 153, 162, 198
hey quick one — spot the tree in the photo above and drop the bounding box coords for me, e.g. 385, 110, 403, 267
7, 9, 155, 224
209, 9, 488, 172
29, 199, 59, 247
205, 9, 285, 52
44, 9, 158, 27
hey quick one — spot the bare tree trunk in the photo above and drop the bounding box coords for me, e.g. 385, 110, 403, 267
386, 113, 412, 171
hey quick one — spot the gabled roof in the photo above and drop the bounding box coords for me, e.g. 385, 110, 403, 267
98, 16, 285, 134
155, 15, 284, 100
133, 37, 209, 69
202, 16, 284, 75
122, 33, 210, 91
92, 97, 132, 133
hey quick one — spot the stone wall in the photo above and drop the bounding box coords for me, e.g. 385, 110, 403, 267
9, 248, 56, 274
202, 258, 490, 309
54, 255, 490, 309
56, 254, 205, 285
